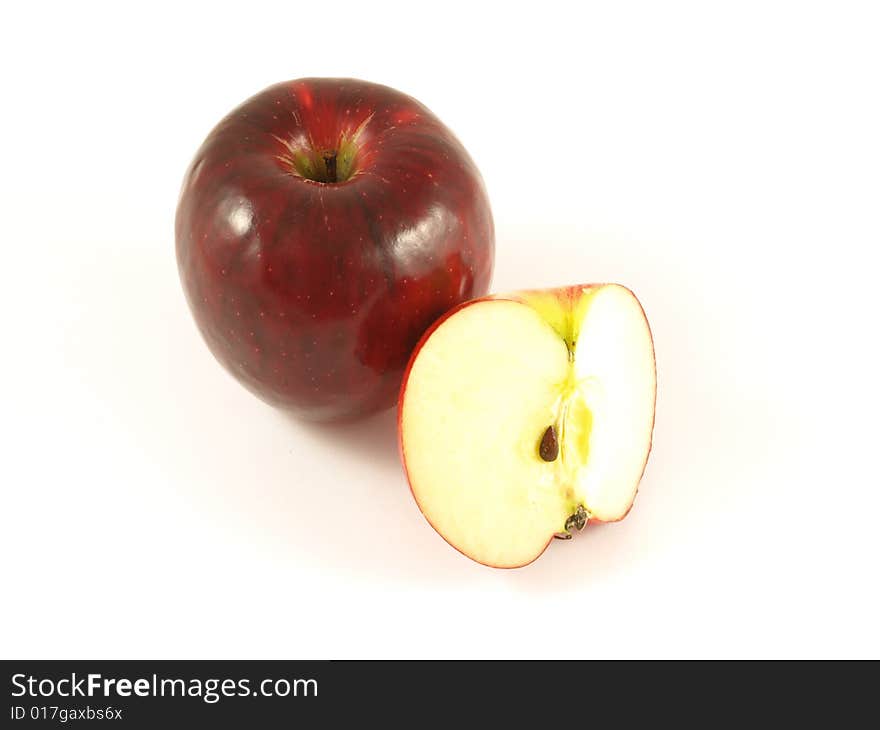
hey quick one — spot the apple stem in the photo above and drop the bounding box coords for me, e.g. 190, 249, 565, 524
323, 151, 338, 183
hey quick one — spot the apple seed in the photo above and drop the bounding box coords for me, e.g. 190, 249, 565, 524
539, 425, 558, 462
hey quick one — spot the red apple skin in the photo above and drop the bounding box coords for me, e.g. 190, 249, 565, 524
397, 285, 655, 568
176, 78, 494, 421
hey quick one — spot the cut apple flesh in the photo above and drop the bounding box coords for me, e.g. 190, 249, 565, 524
399, 284, 656, 568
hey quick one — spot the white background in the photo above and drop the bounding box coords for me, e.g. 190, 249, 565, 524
2, 0, 878, 659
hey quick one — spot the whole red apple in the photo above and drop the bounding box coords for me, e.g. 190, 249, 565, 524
176, 78, 494, 420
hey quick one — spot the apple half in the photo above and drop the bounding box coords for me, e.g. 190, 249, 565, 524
398, 284, 656, 568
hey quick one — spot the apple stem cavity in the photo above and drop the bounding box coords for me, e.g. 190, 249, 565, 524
539, 425, 559, 462
322, 151, 338, 184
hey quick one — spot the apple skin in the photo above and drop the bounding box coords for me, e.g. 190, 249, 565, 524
397, 285, 656, 569
176, 78, 494, 421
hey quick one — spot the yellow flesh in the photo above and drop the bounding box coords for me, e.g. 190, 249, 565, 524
569, 287, 656, 520
401, 285, 656, 568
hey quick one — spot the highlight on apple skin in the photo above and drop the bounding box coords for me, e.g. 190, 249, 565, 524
398, 284, 657, 568
176, 78, 494, 421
